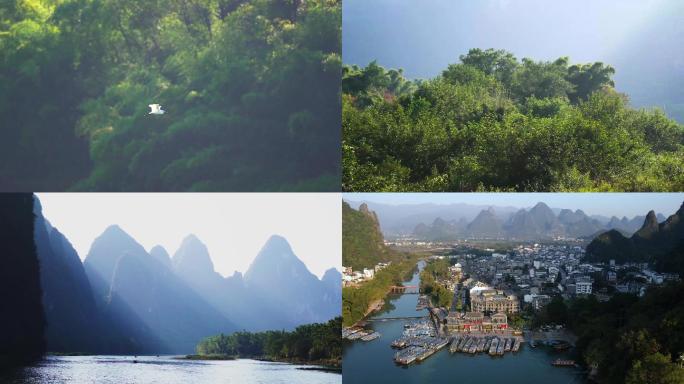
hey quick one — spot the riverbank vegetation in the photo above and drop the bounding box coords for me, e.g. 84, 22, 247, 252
182, 354, 236, 360
195, 317, 341, 367
342, 49, 684, 192
420, 259, 453, 308
342, 258, 418, 326
1, 0, 340, 191
533, 282, 684, 384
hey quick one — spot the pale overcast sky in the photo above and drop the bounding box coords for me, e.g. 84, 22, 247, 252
343, 0, 674, 78
343, 0, 684, 118
37, 193, 341, 279
344, 193, 684, 218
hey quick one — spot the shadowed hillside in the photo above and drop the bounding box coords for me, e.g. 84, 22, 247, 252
0, 194, 45, 367
585, 202, 684, 274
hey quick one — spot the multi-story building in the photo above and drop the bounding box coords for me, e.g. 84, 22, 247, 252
575, 276, 592, 295
470, 288, 519, 313
446, 311, 508, 333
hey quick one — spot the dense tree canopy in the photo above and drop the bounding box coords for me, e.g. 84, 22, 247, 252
196, 317, 341, 366
1, 0, 340, 191
533, 280, 684, 384
343, 48, 684, 192
420, 258, 452, 308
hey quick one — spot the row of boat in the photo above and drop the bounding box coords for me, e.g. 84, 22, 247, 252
342, 327, 381, 342
393, 337, 450, 365
392, 321, 436, 348
402, 320, 435, 338
449, 335, 521, 356
392, 320, 449, 365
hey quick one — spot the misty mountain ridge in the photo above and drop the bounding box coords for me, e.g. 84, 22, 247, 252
410, 202, 666, 241
33, 198, 339, 354
345, 200, 519, 235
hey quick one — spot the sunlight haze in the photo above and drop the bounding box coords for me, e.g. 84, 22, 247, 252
37, 193, 341, 278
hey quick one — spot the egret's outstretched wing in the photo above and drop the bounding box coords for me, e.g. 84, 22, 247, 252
149, 104, 162, 114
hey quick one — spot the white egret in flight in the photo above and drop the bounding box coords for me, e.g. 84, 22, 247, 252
148, 104, 165, 115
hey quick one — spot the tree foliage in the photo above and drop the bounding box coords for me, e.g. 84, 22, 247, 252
420, 259, 452, 308
534, 281, 684, 384
1, 0, 341, 191
342, 259, 417, 326
342, 201, 398, 270
196, 317, 341, 365
342, 48, 684, 192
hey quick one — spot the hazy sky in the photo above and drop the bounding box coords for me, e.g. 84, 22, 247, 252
343, 0, 675, 78
344, 0, 684, 120
343, 193, 684, 218
37, 193, 341, 279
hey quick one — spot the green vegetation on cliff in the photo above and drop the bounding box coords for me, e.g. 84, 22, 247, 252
1, 0, 340, 191
342, 201, 393, 270
343, 49, 684, 192
342, 200, 419, 326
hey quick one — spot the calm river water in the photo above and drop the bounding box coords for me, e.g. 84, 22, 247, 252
1, 355, 340, 384
343, 261, 587, 384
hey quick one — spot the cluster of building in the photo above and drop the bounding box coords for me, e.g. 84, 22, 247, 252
456, 244, 596, 308
342, 262, 391, 287
446, 311, 509, 333
603, 260, 680, 297
443, 243, 681, 315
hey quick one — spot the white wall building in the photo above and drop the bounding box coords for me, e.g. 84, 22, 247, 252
576, 279, 592, 295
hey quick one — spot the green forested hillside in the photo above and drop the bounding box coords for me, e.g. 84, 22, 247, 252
342, 200, 418, 326
1, 0, 340, 191
342, 201, 392, 270
536, 283, 684, 384
343, 49, 684, 192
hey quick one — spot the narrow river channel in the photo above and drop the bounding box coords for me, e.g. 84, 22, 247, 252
343, 261, 587, 384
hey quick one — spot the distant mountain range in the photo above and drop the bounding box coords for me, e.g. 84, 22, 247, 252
585, 202, 684, 274
33, 196, 340, 354
409, 202, 665, 241
345, 200, 519, 234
